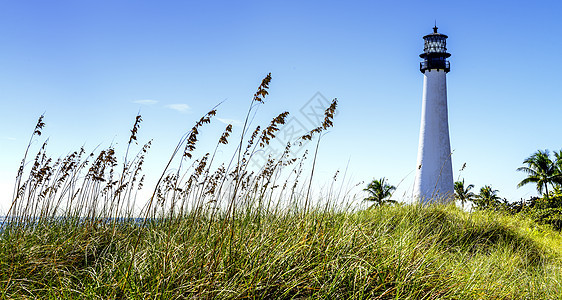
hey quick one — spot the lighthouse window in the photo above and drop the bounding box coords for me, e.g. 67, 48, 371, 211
424, 37, 446, 53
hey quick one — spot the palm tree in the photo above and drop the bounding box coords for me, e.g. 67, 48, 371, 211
364, 178, 396, 207
474, 185, 501, 210
454, 179, 475, 209
552, 150, 562, 186
517, 150, 558, 197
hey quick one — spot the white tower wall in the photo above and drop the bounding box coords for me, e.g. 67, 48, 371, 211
414, 69, 454, 203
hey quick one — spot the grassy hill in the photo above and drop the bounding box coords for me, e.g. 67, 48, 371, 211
2, 204, 562, 299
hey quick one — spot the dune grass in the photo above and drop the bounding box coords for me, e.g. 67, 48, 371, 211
2, 204, 562, 299
3, 74, 562, 299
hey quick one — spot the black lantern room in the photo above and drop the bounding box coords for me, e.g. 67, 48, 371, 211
420, 26, 451, 73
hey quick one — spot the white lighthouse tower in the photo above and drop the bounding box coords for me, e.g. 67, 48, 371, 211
414, 26, 454, 204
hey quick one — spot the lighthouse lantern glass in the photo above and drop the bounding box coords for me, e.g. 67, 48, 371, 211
424, 36, 447, 54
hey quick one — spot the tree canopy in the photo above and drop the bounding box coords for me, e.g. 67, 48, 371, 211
454, 179, 475, 209
364, 178, 396, 207
517, 149, 562, 197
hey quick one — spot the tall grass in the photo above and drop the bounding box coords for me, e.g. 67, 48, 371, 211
2, 74, 562, 298
3, 203, 562, 298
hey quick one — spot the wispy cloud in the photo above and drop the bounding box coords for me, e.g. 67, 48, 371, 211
133, 99, 159, 105
217, 118, 244, 127
1, 136, 16, 141
165, 104, 191, 113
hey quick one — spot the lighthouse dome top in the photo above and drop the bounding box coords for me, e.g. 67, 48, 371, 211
423, 26, 448, 39
421, 26, 450, 56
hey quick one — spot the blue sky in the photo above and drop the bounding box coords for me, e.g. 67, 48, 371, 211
1, 1, 562, 211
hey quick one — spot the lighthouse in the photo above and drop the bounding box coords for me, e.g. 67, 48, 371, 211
414, 26, 454, 204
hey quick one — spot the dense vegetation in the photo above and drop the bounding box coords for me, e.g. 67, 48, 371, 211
4, 204, 562, 299
453, 149, 562, 231
3, 74, 562, 298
